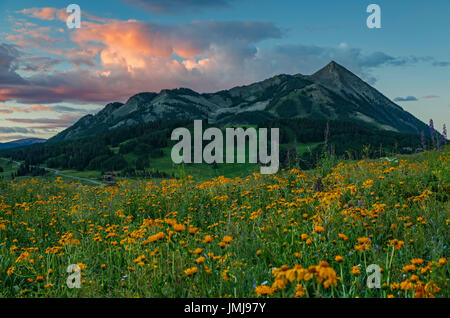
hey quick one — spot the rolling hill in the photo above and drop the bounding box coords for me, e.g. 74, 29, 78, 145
0, 138, 46, 150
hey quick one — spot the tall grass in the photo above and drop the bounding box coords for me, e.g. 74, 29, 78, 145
0, 147, 448, 298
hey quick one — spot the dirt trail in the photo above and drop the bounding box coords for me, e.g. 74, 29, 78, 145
1, 158, 104, 186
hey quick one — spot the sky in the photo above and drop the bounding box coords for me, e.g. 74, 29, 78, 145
0, 0, 449, 142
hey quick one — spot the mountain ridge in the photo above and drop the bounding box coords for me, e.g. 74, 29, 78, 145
51, 61, 429, 142
0, 138, 46, 150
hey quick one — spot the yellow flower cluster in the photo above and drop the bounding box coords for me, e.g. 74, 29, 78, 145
255, 261, 340, 297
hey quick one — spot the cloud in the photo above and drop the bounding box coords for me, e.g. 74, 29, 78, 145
0, 110, 12, 114
17, 57, 61, 73
69, 20, 282, 64
1, 18, 282, 103
0, 104, 60, 113
432, 61, 450, 67
2, 8, 448, 106
4, 19, 67, 51
124, 0, 233, 14
393, 95, 440, 102
0, 105, 25, 113
422, 95, 439, 99
63, 47, 102, 67
5, 117, 78, 128
393, 96, 418, 102
13, 27, 65, 43
17, 8, 67, 21
257, 43, 449, 83
52, 105, 91, 113
0, 43, 27, 85
0, 127, 36, 134
0, 126, 41, 143
29, 104, 53, 111
58, 114, 81, 121
0, 134, 38, 142
2, 106, 28, 113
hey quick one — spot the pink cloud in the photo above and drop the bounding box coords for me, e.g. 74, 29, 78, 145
0, 89, 15, 102
59, 114, 82, 121
422, 95, 439, 99
3, 8, 282, 104
14, 27, 65, 43
70, 20, 192, 69
29, 104, 53, 111
8, 106, 29, 113
0, 104, 54, 113
18, 8, 67, 21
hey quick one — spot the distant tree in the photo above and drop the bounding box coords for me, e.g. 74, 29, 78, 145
119, 140, 138, 155
122, 167, 136, 177
87, 155, 110, 170
0, 166, 3, 173
102, 155, 127, 171
135, 143, 151, 155
150, 148, 164, 158
429, 119, 436, 149
14, 163, 47, 177
136, 155, 149, 171
285, 143, 291, 167
421, 131, 426, 150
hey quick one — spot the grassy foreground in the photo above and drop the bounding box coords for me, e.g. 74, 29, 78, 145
0, 148, 448, 298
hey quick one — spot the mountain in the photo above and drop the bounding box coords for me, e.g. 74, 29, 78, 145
51, 61, 429, 142
0, 138, 46, 150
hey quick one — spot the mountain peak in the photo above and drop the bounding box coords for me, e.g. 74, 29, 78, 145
327, 60, 338, 68
311, 60, 406, 115
311, 60, 355, 94
50, 60, 428, 142
313, 60, 349, 77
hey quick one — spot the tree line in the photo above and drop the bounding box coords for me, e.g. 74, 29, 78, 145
0, 117, 441, 176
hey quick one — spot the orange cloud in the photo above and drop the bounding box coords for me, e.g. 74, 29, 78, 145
8, 106, 29, 113
0, 89, 16, 102
14, 27, 65, 43
29, 104, 53, 112
0, 104, 54, 114
4, 9, 282, 104
71, 20, 178, 70
18, 8, 67, 21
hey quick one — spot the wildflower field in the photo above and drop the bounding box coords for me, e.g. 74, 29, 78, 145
0, 148, 448, 298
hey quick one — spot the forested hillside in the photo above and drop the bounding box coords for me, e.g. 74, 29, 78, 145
0, 118, 433, 178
